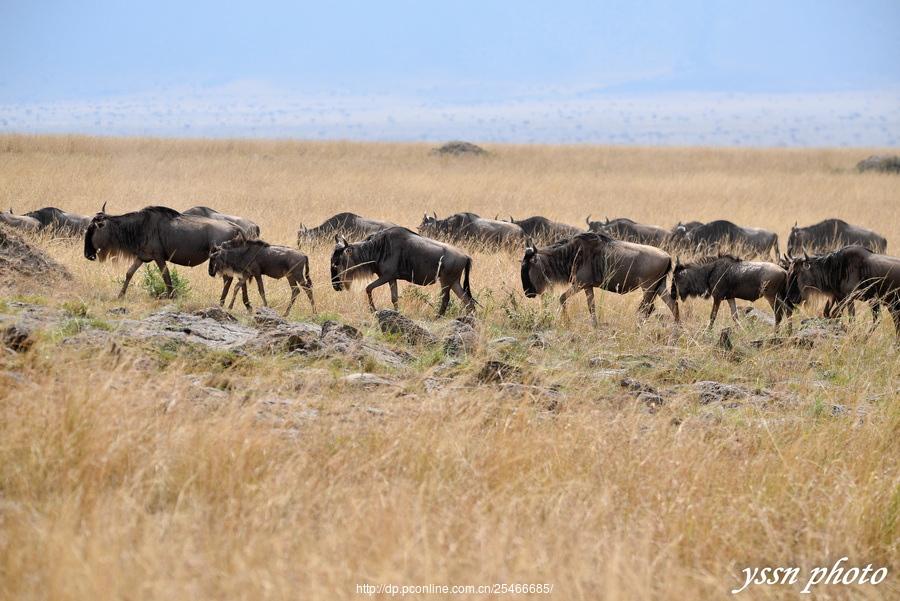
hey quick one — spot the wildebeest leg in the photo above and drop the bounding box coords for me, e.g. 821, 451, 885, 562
450, 280, 475, 314
364, 274, 394, 312
219, 275, 234, 306
254, 275, 268, 307
389, 280, 399, 310
661, 292, 680, 323
639, 288, 657, 319
283, 275, 301, 317
118, 258, 145, 298
558, 283, 582, 316
727, 298, 739, 321
708, 298, 722, 328
438, 284, 452, 317
302, 276, 315, 313
228, 274, 253, 311
153, 258, 175, 298
583, 287, 597, 325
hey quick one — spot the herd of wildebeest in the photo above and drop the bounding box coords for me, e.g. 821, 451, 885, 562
2, 203, 899, 336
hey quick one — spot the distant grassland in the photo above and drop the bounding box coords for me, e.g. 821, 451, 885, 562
1, 135, 899, 600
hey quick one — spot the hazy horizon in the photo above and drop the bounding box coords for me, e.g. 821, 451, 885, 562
2, 1, 898, 147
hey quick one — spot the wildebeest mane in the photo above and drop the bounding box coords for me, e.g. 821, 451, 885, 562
86, 206, 184, 262
533, 232, 618, 284
24, 207, 66, 225
338, 226, 415, 281
804, 245, 875, 295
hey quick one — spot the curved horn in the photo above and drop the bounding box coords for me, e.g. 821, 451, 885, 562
604, 215, 609, 224
586, 214, 592, 225
802, 246, 810, 261
341, 235, 349, 247
432, 211, 437, 219
509, 213, 514, 223
675, 256, 682, 268
793, 221, 798, 228
528, 237, 536, 251
100, 201, 107, 214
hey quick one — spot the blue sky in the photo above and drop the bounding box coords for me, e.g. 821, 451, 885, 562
1, 1, 898, 145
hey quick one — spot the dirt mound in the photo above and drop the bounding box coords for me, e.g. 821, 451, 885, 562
429, 141, 488, 157
857, 154, 900, 173
0, 226, 71, 285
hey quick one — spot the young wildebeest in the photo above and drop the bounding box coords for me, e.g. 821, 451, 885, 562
331, 226, 475, 316
84, 204, 245, 298
787, 246, 900, 336
670, 254, 791, 328
208, 234, 314, 316
520, 232, 679, 324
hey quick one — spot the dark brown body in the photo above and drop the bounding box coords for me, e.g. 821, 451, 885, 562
520, 232, 679, 323
208, 235, 314, 316
419, 212, 525, 249
587, 216, 671, 247
510, 215, 583, 246
331, 226, 475, 316
84, 205, 245, 298
298, 212, 396, 245
183, 206, 261, 238
787, 246, 900, 336
670, 219, 779, 258
671, 254, 791, 328
787, 219, 886, 256
20, 207, 91, 235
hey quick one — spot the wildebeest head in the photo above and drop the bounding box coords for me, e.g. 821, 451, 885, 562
330, 235, 355, 291
208, 246, 225, 277
786, 222, 804, 256
418, 212, 438, 236
83, 202, 110, 261
786, 248, 815, 305
520, 238, 547, 298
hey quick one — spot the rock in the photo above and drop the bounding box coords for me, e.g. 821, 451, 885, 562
254, 307, 287, 327
321, 321, 362, 342
340, 373, 401, 388
857, 154, 900, 173
476, 360, 522, 384
0, 227, 71, 281
443, 318, 480, 356
619, 377, 660, 396
376, 309, 439, 345
489, 336, 518, 345
736, 306, 777, 327
194, 307, 237, 322
2, 323, 34, 352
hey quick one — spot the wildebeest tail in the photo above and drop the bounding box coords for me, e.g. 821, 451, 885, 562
463, 257, 472, 297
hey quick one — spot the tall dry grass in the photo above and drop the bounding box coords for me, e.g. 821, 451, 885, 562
1, 135, 899, 600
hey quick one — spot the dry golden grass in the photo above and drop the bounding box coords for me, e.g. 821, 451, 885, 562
1, 134, 899, 600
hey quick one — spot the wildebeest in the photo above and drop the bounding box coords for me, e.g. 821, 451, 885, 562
331, 226, 475, 316
0, 209, 41, 231
670, 254, 791, 328
669, 219, 779, 258
21, 207, 91, 235
787, 246, 900, 335
84, 204, 246, 298
183, 206, 261, 238
208, 234, 314, 316
507, 215, 583, 246
419, 212, 525, 249
787, 219, 887, 256
298, 212, 396, 245
520, 232, 679, 323
586, 215, 672, 247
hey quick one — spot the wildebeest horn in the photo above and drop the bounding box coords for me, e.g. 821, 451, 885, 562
675, 256, 681, 267
527, 237, 536, 250
341, 235, 349, 247
802, 246, 810, 260
793, 221, 798, 228
100, 201, 107, 213
585, 214, 592, 225
604, 215, 609, 224
432, 211, 437, 219
334, 234, 342, 245
509, 213, 514, 222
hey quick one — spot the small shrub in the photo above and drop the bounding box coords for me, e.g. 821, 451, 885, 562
139, 265, 192, 299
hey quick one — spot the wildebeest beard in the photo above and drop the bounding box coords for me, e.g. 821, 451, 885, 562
330, 236, 382, 291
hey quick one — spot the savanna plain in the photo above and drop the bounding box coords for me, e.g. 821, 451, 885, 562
1, 135, 899, 600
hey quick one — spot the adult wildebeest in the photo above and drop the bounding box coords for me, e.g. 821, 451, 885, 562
419, 212, 525, 249
520, 232, 679, 324
787, 219, 887, 256
787, 246, 900, 336
183, 206, 261, 238
84, 204, 246, 298
297, 212, 396, 245
670, 254, 791, 328
331, 226, 475, 316
23, 206, 92, 235
507, 215, 583, 246
208, 234, 314, 316
0, 209, 41, 231
587, 215, 672, 247
669, 219, 779, 258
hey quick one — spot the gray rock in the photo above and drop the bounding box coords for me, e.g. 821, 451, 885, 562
376, 309, 439, 345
